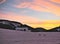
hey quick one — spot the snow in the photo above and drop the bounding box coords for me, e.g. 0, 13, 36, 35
0, 28, 60, 44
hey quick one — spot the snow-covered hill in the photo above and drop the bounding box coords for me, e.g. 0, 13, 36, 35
0, 28, 60, 44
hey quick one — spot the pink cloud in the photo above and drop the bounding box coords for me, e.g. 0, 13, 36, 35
0, 12, 60, 24
14, 0, 60, 16
51, 0, 60, 3
0, 12, 60, 29
0, 0, 6, 4
0, 12, 41, 24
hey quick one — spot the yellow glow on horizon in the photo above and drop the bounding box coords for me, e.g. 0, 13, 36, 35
28, 23, 60, 30
26, 20, 60, 30
0, 13, 60, 30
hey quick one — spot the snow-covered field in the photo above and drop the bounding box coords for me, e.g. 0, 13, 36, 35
0, 28, 60, 44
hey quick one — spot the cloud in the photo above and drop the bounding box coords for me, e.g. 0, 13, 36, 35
0, 12, 41, 24
0, 0, 6, 4
51, 0, 60, 4
0, 12, 60, 29
14, 0, 60, 16
0, 12, 60, 24
0, 0, 60, 29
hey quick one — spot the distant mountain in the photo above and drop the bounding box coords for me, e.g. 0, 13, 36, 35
0, 19, 15, 30
0, 19, 60, 32
0, 19, 23, 29
32, 27, 47, 32
0, 19, 34, 32
48, 26, 60, 32
21, 24, 34, 30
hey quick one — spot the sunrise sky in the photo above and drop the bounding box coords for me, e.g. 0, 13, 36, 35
0, 0, 60, 29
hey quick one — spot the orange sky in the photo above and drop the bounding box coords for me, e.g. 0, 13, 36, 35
51, 0, 60, 3
14, 0, 60, 16
0, 12, 60, 29
0, 0, 60, 29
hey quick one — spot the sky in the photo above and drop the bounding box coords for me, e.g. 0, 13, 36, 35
0, 0, 60, 29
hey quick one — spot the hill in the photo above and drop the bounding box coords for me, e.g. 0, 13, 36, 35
0, 19, 60, 32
